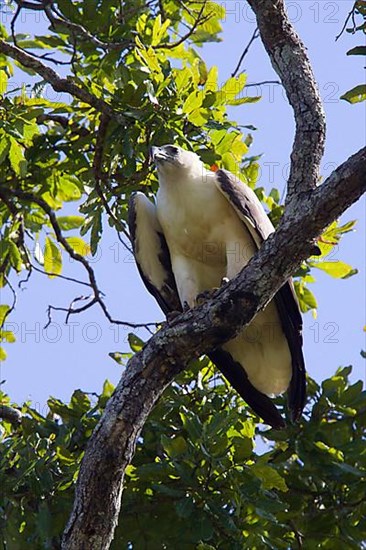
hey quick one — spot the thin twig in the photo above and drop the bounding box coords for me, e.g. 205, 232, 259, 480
10, 2, 22, 47
155, 1, 208, 50
1, 276, 17, 328
246, 80, 281, 88
18, 266, 32, 288
29, 262, 92, 288
45, 302, 156, 330
11, 1, 70, 66
12, 0, 47, 11
36, 114, 69, 128
7, 189, 156, 330
44, 299, 97, 329
335, 3, 357, 41
231, 28, 259, 78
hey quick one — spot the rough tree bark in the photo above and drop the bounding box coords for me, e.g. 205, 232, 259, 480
58, 1, 366, 548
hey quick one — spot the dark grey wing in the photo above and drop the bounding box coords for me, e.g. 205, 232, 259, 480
208, 349, 286, 429
214, 169, 306, 423
274, 283, 306, 421
128, 192, 181, 316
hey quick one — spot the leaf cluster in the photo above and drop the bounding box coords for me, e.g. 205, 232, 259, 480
1, 365, 365, 548
340, 0, 366, 103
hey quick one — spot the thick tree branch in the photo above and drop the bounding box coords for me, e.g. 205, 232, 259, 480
62, 147, 366, 549
0, 39, 126, 125
247, 0, 326, 204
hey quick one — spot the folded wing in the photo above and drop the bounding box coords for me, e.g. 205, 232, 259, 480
214, 170, 306, 423
128, 192, 181, 315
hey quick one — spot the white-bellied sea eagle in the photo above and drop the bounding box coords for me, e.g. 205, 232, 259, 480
128, 145, 306, 429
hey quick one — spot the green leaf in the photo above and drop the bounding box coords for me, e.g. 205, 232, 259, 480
1, 330, 15, 343
8, 241, 22, 272
175, 496, 194, 519
71, 389, 91, 415
56, 216, 84, 231
9, 138, 27, 177
346, 46, 366, 55
197, 59, 208, 85
108, 352, 131, 366
182, 90, 203, 113
65, 237, 90, 256
44, 237, 62, 277
151, 15, 170, 46
310, 260, 357, 279
56, 446, 76, 465
57, 0, 81, 21
128, 333, 144, 352
204, 65, 218, 92
161, 434, 187, 458
179, 410, 202, 440
227, 95, 260, 105
0, 135, 10, 164
145, 80, 159, 106
56, 175, 83, 202
341, 84, 366, 104
252, 465, 288, 492
0, 305, 10, 326
269, 188, 280, 203
101, 379, 115, 398
294, 282, 318, 313
314, 441, 344, 462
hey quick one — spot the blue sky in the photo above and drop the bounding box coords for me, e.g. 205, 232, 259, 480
1, 1, 365, 412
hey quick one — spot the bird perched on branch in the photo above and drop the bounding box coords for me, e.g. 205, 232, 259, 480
128, 145, 306, 429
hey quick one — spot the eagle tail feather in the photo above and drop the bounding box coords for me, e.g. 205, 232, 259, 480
208, 349, 286, 429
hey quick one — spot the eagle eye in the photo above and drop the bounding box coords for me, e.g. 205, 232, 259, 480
165, 145, 179, 156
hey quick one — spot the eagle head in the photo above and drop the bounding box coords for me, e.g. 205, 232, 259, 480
150, 145, 204, 179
